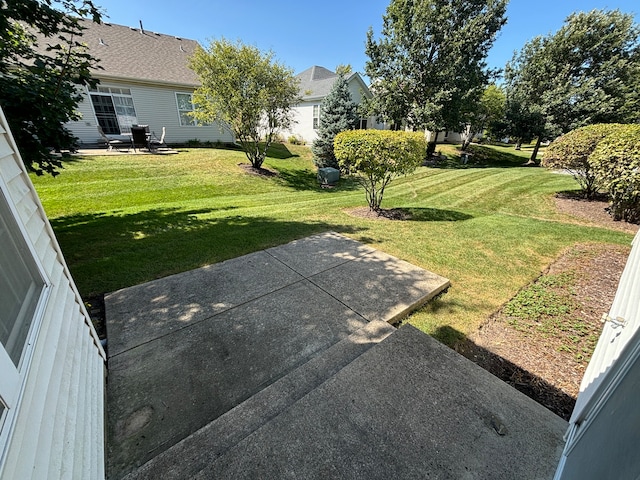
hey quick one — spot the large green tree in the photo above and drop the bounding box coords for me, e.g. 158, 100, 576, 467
311, 67, 358, 169
189, 39, 300, 170
0, 0, 102, 175
460, 83, 506, 149
504, 9, 640, 163
364, 0, 507, 133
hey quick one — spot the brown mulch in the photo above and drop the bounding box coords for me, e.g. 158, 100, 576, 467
346, 207, 414, 221
455, 195, 635, 420
237, 163, 279, 177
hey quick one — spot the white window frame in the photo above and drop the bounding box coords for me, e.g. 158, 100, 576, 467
0, 180, 51, 466
88, 85, 139, 134
176, 92, 205, 127
313, 104, 321, 130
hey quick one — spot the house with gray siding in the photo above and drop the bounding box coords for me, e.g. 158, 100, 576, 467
63, 20, 233, 146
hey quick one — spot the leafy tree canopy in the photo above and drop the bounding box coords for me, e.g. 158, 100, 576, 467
364, 0, 507, 132
0, 0, 102, 175
504, 9, 640, 161
189, 39, 300, 170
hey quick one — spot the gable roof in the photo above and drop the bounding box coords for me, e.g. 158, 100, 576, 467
297, 66, 338, 100
296, 65, 372, 101
61, 19, 200, 87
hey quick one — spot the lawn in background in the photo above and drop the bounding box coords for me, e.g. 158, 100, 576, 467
31, 143, 633, 345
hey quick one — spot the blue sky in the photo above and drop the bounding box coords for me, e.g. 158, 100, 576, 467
98, 0, 639, 78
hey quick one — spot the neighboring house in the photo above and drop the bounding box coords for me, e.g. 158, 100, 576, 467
427, 130, 463, 144
0, 106, 105, 478
283, 66, 383, 144
59, 20, 234, 146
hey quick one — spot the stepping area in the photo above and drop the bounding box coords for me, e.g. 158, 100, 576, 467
105, 232, 566, 479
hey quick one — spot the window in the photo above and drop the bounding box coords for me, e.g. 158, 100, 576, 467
89, 86, 138, 134
313, 104, 321, 129
357, 118, 368, 130
0, 187, 48, 433
176, 92, 210, 127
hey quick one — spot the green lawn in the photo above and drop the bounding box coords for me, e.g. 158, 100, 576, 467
31, 143, 633, 345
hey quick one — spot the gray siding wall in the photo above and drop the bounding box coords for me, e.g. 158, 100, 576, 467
0, 107, 106, 479
67, 80, 234, 146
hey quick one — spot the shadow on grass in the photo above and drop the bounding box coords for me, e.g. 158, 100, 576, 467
274, 168, 361, 192
266, 143, 299, 159
433, 325, 575, 420
400, 207, 473, 222
51, 208, 366, 297
433, 144, 537, 170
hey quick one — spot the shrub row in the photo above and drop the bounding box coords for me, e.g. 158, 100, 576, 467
543, 124, 640, 223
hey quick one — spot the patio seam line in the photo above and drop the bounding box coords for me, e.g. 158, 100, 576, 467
263, 247, 381, 322
107, 269, 368, 359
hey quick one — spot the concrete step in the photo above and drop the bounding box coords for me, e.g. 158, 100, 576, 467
123, 320, 397, 480
191, 325, 567, 479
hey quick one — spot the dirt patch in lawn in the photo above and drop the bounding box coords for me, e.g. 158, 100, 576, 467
455, 195, 636, 420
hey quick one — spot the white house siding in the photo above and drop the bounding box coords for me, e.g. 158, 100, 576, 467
0, 107, 106, 479
67, 80, 234, 146
285, 102, 317, 144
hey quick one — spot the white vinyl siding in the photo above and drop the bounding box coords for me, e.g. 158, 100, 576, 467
0, 107, 106, 479
555, 230, 640, 479
0, 186, 48, 418
65, 81, 234, 146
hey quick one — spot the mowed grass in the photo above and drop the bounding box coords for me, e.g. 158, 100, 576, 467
31, 143, 633, 345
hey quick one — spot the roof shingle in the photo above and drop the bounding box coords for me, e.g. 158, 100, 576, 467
62, 19, 200, 86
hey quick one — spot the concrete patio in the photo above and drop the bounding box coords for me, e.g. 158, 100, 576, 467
105, 232, 567, 479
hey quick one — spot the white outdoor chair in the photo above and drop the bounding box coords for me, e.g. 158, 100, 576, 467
97, 125, 127, 151
149, 127, 167, 151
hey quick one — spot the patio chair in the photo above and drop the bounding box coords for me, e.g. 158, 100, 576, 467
130, 125, 150, 152
97, 125, 127, 151
149, 127, 167, 152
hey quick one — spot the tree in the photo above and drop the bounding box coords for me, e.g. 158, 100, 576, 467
334, 130, 426, 211
460, 83, 506, 149
364, 0, 507, 134
542, 124, 622, 199
504, 9, 640, 163
311, 67, 358, 169
0, 0, 102, 175
189, 39, 300, 170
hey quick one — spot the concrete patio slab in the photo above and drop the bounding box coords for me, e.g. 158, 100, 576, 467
310, 249, 450, 324
106, 250, 303, 356
124, 321, 397, 480
266, 231, 376, 277
107, 280, 369, 478
104, 232, 456, 479
194, 325, 567, 480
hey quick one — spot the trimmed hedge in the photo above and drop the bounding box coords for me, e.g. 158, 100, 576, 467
590, 124, 640, 223
542, 124, 623, 199
334, 130, 426, 211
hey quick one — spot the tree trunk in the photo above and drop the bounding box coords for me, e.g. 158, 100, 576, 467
515, 139, 522, 150
529, 136, 542, 164
522, 137, 542, 166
